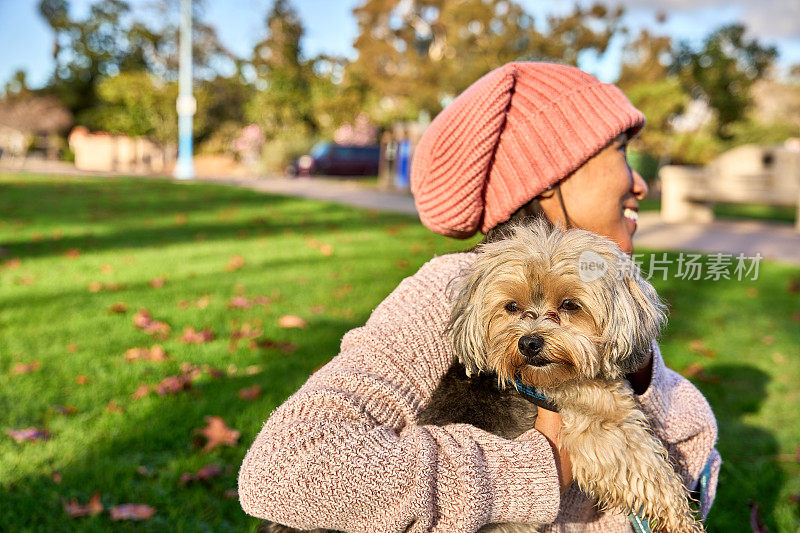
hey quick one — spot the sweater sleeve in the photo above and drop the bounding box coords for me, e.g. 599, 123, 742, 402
636, 343, 721, 519
238, 254, 561, 532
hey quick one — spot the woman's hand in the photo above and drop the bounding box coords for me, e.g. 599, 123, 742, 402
526, 408, 573, 493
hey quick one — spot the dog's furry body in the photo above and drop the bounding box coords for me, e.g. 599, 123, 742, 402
259, 221, 702, 533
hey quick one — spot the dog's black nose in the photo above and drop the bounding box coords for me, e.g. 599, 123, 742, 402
518, 335, 545, 361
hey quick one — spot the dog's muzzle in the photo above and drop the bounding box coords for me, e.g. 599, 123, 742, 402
518, 335, 549, 366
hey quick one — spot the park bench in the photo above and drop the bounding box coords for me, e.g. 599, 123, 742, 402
660, 144, 800, 231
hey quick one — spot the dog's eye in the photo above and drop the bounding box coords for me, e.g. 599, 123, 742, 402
505, 301, 520, 313
559, 299, 580, 312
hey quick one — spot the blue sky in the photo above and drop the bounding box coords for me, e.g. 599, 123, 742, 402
1, 0, 799, 89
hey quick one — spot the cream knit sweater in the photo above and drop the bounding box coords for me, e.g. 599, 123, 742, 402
239, 253, 721, 532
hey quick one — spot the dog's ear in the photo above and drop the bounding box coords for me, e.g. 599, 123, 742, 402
601, 258, 667, 377
446, 269, 490, 377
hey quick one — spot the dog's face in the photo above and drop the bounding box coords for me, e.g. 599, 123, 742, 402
448, 220, 666, 389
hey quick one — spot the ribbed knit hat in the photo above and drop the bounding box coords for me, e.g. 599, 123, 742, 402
410, 62, 645, 238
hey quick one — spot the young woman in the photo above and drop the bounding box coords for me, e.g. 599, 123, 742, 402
239, 62, 720, 532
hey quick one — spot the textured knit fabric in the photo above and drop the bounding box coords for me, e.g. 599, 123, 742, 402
410, 62, 645, 238
239, 253, 720, 532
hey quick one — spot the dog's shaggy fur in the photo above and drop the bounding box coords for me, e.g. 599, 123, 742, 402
259, 221, 703, 533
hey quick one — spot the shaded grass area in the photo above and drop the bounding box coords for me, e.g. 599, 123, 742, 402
1, 173, 798, 531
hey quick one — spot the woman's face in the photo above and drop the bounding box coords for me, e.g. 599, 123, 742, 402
538, 134, 647, 255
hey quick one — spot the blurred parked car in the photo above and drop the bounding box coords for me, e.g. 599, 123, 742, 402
287, 142, 380, 177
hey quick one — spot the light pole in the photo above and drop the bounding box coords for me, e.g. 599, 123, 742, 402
174, 0, 195, 180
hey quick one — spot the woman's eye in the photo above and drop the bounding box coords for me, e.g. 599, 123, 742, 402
559, 299, 580, 311
505, 301, 520, 313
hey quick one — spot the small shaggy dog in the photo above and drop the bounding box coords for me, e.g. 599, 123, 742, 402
261, 221, 702, 533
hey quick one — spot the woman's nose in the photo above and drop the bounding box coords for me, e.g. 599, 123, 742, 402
632, 170, 648, 200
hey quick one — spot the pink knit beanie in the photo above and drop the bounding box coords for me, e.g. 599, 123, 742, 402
410, 62, 645, 238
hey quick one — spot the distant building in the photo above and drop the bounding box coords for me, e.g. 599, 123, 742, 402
68, 127, 175, 174
0, 94, 72, 159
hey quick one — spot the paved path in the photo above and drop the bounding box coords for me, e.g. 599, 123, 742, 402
215, 176, 800, 266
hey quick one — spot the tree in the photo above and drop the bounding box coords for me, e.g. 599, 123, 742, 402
617, 29, 672, 89
670, 24, 777, 139
38, 0, 154, 116
347, 0, 624, 123
2, 70, 31, 98
38, 0, 234, 122
246, 0, 318, 171
79, 72, 180, 145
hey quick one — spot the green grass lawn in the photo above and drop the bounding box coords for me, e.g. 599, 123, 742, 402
1, 173, 798, 532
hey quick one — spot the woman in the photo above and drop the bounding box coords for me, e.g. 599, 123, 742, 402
239, 62, 720, 532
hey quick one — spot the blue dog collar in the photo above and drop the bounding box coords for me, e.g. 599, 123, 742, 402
513, 379, 559, 412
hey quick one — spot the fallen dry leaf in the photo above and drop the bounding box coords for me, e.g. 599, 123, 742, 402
88, 281, 103, 293
10, 360, 41, 375
793, 311, 800, 324
131, 383, 150, 400
67, 343, 78, 353
252, 295, 271, 306
762, 335, 775, 346
251, 338, 297, 354
100, 263, 114, 274
64, 249, 81, 259
150, 277, 166, 288
225, 255, 245, 272
195, 416, 240, 452
179, 463, 223, 485
788, 276, 800, 295
4, 257, 21, 270
154, 375, 192, 396
245, 365, 263, 375
238, 385, 262, 401
227, 295, 251, 309
109, 504, 156, 521
319, 243, 334, 256
178, 295, 211, 309
106, 401, 124, 414
132, 309, 171, 339
181, 327, 215, 344
63, 492, 103, 518
52, 472, 62, 483
278, 315, 306, 329
75, 375, 89, 385
332, 284, 352, 299
681, 363, 721, 384
124, 345, 168, 362
228, 322, 263, 352
688, 339, 716, 359
396, 259, 410, 270
108, 302, 128, 314
7, 427, 51, 442
175, 213, 188, 225
745, 287, 758, 298
52, 405, 78, 416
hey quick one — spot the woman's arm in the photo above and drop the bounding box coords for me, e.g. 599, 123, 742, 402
238, 255, 561, 532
